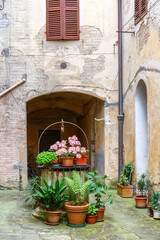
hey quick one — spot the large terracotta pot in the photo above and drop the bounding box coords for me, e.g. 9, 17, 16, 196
134, 195, 148, 208
65, 202, 89, 225
117, 183, 133, 198
61, 157, 74, 167
96, 207, 105, 222
45, 209, 62, 225
86, 214, 97, 224
76, 156, 88, 166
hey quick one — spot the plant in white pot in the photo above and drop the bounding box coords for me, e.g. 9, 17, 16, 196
152, 191, 160, 219
25, 178, 67, 225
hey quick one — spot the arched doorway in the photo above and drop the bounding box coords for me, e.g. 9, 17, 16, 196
135, 80, 148, 177
26, 91, 105, 178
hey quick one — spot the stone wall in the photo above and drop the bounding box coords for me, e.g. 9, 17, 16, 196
0, 0, 119, 188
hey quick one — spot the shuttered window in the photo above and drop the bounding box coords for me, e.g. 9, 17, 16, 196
135, 0, 148, 24
46, 0, 79, 40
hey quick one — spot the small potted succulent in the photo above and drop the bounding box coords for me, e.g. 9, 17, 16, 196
86, 171, 112, 222
36, 151, 58, 167
86, 204, 98, 224
64, 171, 91, 226
134, 172, 151, 208
117, 162, 134, 198
25, 178, 67, 225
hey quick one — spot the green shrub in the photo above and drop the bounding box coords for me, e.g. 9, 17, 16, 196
36, 151, 58, 165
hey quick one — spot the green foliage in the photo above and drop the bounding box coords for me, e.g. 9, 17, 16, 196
86, 171, 113, 208
120, 174, 130, 186
87, 204, 98, 216
151, 191, 160, 210
120, 162, 134, 185
25, 178, 68, 211
137, 172, 151, 196
64, 171, 92, 205
25, 176, 39, 196
36, 151, 58, 165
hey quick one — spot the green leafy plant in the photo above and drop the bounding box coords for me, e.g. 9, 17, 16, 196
64, 171, 92, 205
86, 171, 113, 208
137, 172, 151, 197
120, 174, 130, 186
151, 191, 160, 210
36, 151, 58, 165
25, 176, 39, 195
87, 204, 98, 216
25, 178, 68, 211
120, 162, 134, 185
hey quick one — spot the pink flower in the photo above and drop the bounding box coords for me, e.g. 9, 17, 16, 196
50, 144, 58, 150
75, 141, 81, 146
76, 154, 81, 158
56, 141, 61, 147
81, 147, 86, 153
75, 146, 80, 152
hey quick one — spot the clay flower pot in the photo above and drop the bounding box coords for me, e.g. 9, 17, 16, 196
117, 183, 133, 198
134, 195, 148, 208
43, 163, 52, 167
96, 207, 105, 222
45, 209, 62, 225
76, 156, 88, 166
53, 159, 59, 164
61, 157, 74, 167
65, 202, 89, 225
86, 214, 97, 224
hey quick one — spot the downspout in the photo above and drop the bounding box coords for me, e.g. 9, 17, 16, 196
0, 78, 26, 98
118, 0, 124, 181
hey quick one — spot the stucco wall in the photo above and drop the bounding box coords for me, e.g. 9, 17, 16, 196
0, 0, 119, 188
122, 0, 160, 186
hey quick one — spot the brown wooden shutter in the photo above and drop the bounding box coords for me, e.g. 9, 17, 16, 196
46, 0, 62, 40
63, 0, 79, 40
135, 0, 147, 25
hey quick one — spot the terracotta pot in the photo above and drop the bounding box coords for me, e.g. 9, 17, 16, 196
45, 209, 62, 225
117, 183, 133, 198
96, 207, 105, 222
61, 157, 74, 167
86, 214, 97, 224
53, 159, 59, 164
65, 201, 89, 225
43, 163, 52, 167
147, 204, 152, 213
58, 157, 62, 163
134, 195, 148, 208
76, 156, 87, 166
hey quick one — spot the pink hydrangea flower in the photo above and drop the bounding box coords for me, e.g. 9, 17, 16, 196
76, 154, 81, 158
75, 141, 81, 146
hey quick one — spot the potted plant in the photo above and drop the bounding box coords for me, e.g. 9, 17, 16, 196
76, 147, 89, 166
36, 151, 58, 167
117, 162, 134, 198
25, 178, 67, 225
86, 204, 98, 224
150, 191, 160, 219
64, 171, 91, 226
134, 172, 151, 208
86, 171, 112, 222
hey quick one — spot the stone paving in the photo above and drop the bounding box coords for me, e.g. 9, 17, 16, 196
0, 190, 160, 240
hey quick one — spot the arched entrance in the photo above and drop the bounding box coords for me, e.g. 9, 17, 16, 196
135, 80, 148, 177
26, 91, 105, 178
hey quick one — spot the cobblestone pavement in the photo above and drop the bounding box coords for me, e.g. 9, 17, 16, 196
0, 190, 160, 240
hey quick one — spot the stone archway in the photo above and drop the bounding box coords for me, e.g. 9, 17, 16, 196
26, 91, 105, 178
135, 80, 148, 177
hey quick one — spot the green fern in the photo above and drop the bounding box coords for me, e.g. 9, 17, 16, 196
64, 171, 91, 205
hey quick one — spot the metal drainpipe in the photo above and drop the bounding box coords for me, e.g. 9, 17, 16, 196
118, 0, 124, 182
